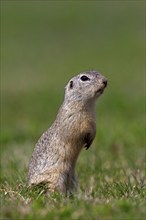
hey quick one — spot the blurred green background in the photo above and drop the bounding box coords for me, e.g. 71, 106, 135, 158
1, 1, 145, 219
1, 1, 145, 138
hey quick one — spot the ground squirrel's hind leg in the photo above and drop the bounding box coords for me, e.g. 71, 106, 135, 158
65, 174, 77, 196
83, 132, 94, 150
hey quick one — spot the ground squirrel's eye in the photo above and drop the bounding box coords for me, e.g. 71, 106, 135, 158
80, 75, 90, 81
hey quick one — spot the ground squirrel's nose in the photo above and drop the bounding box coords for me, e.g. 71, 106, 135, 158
103, 78, 108, 87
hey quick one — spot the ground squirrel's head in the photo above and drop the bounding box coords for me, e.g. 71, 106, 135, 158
65, 70, 107, 103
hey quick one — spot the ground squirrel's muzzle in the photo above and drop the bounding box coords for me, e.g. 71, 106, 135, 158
102, 78, 108, 88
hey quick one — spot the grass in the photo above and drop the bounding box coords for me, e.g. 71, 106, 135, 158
0, 1, 145, 219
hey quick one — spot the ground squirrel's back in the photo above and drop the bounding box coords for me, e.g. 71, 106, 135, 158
28, 70, 107, 195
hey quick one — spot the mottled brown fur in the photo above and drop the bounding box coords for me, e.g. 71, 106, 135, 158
28, 70, 107, 195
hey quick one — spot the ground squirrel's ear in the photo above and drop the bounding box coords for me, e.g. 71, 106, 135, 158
69, 80, 73, 89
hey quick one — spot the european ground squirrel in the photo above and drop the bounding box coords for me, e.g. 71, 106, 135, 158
28, 70, 107, 195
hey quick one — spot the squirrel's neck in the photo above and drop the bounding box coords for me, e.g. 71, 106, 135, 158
61, 98, 96, 114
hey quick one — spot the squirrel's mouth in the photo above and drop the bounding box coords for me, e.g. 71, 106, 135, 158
96, 85, 106, 95
97, 88, 104, 94
96, 80, 107, 95
95, 78, 107, 96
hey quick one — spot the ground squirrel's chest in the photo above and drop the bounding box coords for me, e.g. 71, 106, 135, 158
59, 110, 96, 147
